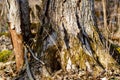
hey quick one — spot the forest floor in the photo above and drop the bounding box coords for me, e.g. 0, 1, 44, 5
0, 33, 120, 80
0, 61, 120, 80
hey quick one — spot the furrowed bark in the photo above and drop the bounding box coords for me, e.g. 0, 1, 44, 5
35, 0, 119, 77
5, 0, 120, 78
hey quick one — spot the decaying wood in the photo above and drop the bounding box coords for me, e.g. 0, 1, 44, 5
9, 27, 24, 71
7, 0, 24, 71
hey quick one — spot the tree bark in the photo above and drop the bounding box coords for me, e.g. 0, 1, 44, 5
5, 0, 120, 79
102, 0, 108, 37
34, 0, 119, 77
6, 0, 24, 71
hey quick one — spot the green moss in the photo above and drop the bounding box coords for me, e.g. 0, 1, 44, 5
61, 37, 95, 70
111, 44, 120, 54
0, 32, 10, 37
63, 49, 69, 70
109, 77, 119, 80
116, 47, 120, 54
0, 50, 12, 62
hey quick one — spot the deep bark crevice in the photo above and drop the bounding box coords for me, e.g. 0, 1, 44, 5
19, 0, 32, 43
62, 23, 70, 50
76, 10, 94, 57
43, 0, 50, 24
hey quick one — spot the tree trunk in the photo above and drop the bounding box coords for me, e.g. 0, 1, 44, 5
6, 0, 24, 71
34, 0, 119, 77
5, 0, 120, 79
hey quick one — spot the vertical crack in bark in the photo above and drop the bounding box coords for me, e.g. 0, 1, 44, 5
79, 0, 109, 69
19, 0, 32, 44
84, 38, 93, 56
75, 10, 93, 57
63, 0, 66, 3
6, 0, 10, 9
75, 11, 81, 29
75, 11, 84, 45
62, 23, 70, 50
44, 0, 50, 21
77, 0, 81, 7
41, 0, 50, 24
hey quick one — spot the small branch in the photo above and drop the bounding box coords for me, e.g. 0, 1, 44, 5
24, 43, 45, 65
24, 46, 34, 80
24, 43, 52, 79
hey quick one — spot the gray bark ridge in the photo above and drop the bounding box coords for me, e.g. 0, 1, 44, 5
6, 0, 21, 34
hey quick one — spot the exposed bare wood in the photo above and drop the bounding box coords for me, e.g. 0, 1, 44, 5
7, 0, 24, 71
9, 27, 24, 71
